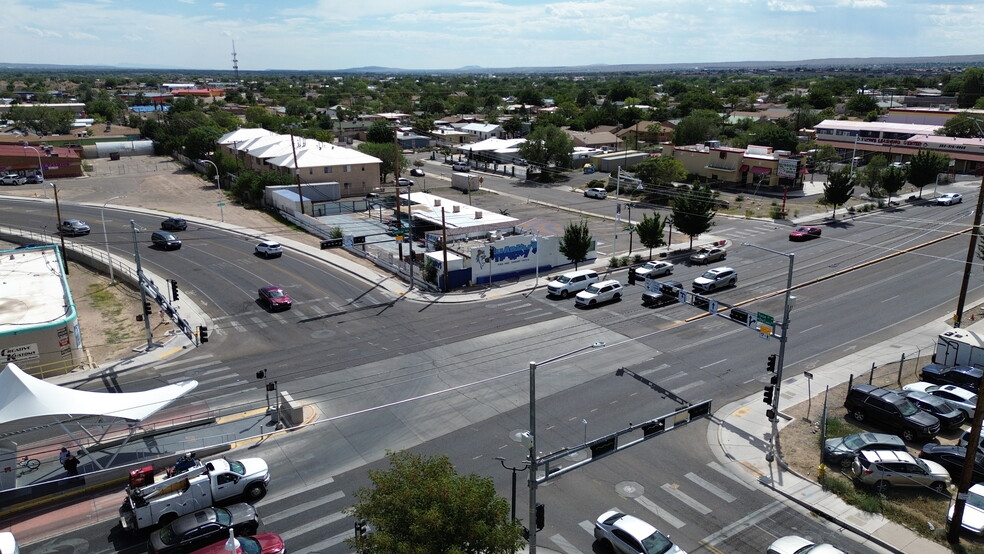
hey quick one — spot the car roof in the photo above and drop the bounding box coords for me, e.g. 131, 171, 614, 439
611, 512, 658, 541
258, 240, 280, 246
861, 449, 915, 463
169, 507, 219, 534
594, 279, 621, 287
705, 267, 733, 274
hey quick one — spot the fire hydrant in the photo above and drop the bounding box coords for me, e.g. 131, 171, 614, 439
817, 463, 827, 482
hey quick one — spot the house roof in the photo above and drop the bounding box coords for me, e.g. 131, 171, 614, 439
217, 128, 276, 145
267, 142, 381, 169
0, 362, 198, 424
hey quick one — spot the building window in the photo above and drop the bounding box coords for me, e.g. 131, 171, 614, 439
344, 182, 351, 189
324, 167, 333, 174
344, 165, 352, 173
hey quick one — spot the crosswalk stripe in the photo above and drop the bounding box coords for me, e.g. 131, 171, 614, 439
635, 495, 686, 528
263, 491, 346, 525
685, 472, 737, 503
660, 483, 711, 515
549, 533, 585, 554
271, 312, 288, 324
707, 461, 757, 490
699, 501, 784, 548
250, 316, 269, 329
302, 529, 352, 551
578, 520, 595, 534
155, 354, 215, 370
275, 510, 348, 541
229, 320, 247, 333
671, 380, 705, 395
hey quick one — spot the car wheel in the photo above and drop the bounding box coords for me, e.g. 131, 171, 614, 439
931, 481, 947, 493
613, 293, 621, 301
244, 482, 267, 501
901, 428, 917, 442
589, 299, 596, 305
873, 480, 891, 494
560, 290, 569, 299
729, 278, 736, 287
839, 457, 853, 470
852, 409, 866, 422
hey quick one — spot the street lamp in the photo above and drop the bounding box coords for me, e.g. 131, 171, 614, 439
224, 528, 241, 554
199, 159, 220, 190
101, 195, 126, 283
742, 242, 795, 464
50, 182, 69, 275
495, 456, 529, 553
23, 145, 46, 197
527, 341, 606, 553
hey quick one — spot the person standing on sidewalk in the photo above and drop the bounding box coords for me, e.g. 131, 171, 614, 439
64, 454, 80, 476
59, 447, 70, 469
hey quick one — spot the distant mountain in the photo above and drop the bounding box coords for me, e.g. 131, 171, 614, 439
1, 54, 982, 74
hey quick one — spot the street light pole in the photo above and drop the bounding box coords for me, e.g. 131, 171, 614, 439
101, 195, 126, 283
743, 242, 795, 464
495, 456, 528, 554
51, 182, 69, 274
199, 159, 221, 190
23, 145, 46, 197
131, 220, 154, 351
527, 341, 606, 553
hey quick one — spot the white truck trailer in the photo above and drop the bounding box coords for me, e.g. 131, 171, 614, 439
934, 328, 984, 367
119, 456, 270, 532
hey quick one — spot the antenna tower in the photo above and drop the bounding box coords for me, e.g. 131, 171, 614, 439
231, 40, 240, 82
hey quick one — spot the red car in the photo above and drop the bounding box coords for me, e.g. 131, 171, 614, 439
258, 286, 292, 311
189, 533, 285, 554
788, 226, 822, 241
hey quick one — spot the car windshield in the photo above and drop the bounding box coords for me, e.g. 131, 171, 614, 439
897, 400, 919, 416
584, 285, 601, 294
969, 492, 984, 510
696, 249, 710, 255
158, 524, 178, 545
641, 530, 674, 554
228, 460, 246, 475
239, 537, 262, 554
555, 276, 572, 284
267, 290, 286, 298
842, 434, 866, 449
700, 270, 717, 279
213, 507, 232, 525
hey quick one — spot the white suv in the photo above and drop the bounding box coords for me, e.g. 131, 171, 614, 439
452, 161, 469, 171
851, 449, 951, 494
575, 280, 623, 307
254, 240, 283, 258
546, 270, 599, 298
692, 267, 737, 292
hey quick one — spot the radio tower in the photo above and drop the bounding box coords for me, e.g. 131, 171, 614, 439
231, 40, 240, 82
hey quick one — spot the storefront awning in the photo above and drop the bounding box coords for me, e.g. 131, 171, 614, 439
739, 165, 749, 172
799, 168, 809, 174
751, 166, 772, 175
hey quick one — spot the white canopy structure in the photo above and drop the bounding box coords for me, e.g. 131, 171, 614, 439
0, 362, 198, 479
0, 362, 198, 424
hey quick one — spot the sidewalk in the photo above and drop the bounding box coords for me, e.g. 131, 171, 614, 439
708, 312, 984, 554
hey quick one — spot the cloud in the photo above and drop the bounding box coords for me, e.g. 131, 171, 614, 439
768, 0, 816, 11
835, 0, 888, 7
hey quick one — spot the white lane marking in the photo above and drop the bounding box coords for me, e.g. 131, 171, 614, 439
250, 316, 269, 329
699, 501, 785, 548
276, 510, 347, 541
671, 380, 705, 395
635, 495, 686, 528
262, 491, 345, 525
699, 359, 726, 369
302, 529, 352, 551
504, 303, 533, 311
660, 483, 711, 515
229, 320, 247, 333
639, 363, 669, 377
578, 520, 595, 534
707, 461, 756, 490
798, 324, 823, 334
155, 354, 215, 370
685, 472, 737, 503
550, 533, 585, 554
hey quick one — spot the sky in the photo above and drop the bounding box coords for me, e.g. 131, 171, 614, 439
3, 0, 982, 71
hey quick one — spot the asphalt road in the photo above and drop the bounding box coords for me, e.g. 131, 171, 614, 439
4, 165, 983, 553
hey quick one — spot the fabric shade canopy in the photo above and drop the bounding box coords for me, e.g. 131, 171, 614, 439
739, 165, 749, 172
0, 363, 198, 425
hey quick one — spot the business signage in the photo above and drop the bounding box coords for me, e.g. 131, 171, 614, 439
777, 158, 798, 179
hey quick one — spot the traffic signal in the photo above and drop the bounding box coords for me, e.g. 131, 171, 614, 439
535, 503, 545, 531
143, 301, 152, 315
354, 519, 367, 539
170, 279, 179, 301
198, 325, 209, 343
763, 384, 775, 405
766, 354, 777, 373
766, 408, 776, 421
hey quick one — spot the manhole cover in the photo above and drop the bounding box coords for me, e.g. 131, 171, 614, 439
311, 329, 336, 339
615, 481, 645, 498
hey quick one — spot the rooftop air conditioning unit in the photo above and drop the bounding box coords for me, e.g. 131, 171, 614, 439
475, 211, 483, 219
434, 199, 441, 207
452, 205, 461, 213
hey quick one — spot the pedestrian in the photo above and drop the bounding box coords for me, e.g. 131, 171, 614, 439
65, 454, 80, 476
59, 447, 70, 468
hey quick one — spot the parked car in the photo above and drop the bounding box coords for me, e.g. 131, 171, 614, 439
189, 533, 284, 554
896, 389, 966, 429
642, 280, 683, 307
851, 449, 951, 494
24, 172, 43, 184
788, 226, 822, 241
958, 430, 984, 454
254, 240, 283, 258
692, 267, 737, 293
919, 444, 984, 483
903, 382, 977, 419
767, 535, 846, 554
920, 363, 983, 392
546, 269, 599, 298
147, 504, 260, 554
258, 286, 292, 311
634, 261, 674, 281
0, 174, 26, 186
593, 510, 686, 554
843, 384, 941, 441
151, 231, 182, 250
575, 280, 623, 307
409, 168, 425, 177
397, 178, 414, 187
689, 247, 726, 264
822, 432, 907, 469
949, 483, 984, 535
161, 217, 188, 231
584, 187, 608, 199
57, 219, 90, 236
452, 161, 469, 171
938, 193, 963, 205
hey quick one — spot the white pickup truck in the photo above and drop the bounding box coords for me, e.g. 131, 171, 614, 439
119, 456, 270, 532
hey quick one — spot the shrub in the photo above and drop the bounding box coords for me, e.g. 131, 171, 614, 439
633, 254, 644, 263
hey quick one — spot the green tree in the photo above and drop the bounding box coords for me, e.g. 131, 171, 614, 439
636, 212, 668, 259
958, 67, 984, 108
880, 166, 908, 204
345, 451, 523, 554
858, 154, 888, 197
845, 94, 879, 117
671, 184, 718, 249
813, 144, 840, 175
184, 126, 224, 160
358, 141, 403, 183
936, 113, 984, 138
821, 166, 856, 219
747, 123, 798, 152
908, 149, 950, 198
501, 117, 523, 138
518, 124, 574, 174
366, 120, 395, 144
672, 110, 720, 146
632, 156, 687, 190
558, 219, 594, 269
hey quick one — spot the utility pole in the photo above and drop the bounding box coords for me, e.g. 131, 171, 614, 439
288, 128, 304, 215
52, 182, 69, 274
131, 220, 154, 351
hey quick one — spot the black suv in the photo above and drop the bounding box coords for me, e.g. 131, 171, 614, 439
919, 363, 983, 391
843, 384, 941, 441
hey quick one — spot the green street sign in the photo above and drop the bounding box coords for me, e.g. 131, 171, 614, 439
217, 202, 226, 206
756, 312, 775, 326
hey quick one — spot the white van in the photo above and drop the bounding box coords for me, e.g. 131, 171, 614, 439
547, 269, 600, 298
